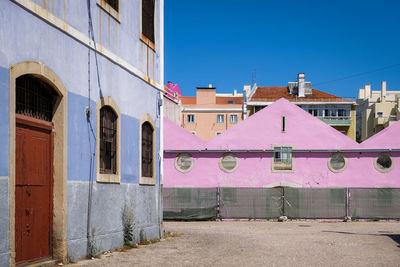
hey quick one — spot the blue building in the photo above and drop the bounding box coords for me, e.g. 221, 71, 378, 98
0, 0, 164, 265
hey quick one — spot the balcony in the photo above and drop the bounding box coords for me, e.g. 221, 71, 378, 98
318, 116, 352, 126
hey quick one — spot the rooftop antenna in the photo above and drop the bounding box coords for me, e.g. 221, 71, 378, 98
251, 69, 257, 87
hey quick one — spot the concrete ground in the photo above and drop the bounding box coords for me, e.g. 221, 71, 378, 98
70, 221, 400, 267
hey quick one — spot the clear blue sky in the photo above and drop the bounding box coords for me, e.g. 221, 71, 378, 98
165, 0, 400, 98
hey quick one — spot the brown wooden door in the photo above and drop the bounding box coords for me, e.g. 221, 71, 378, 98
15, 115, 53, 264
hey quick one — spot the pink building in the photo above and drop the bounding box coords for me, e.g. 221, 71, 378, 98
164, 98, 400, 188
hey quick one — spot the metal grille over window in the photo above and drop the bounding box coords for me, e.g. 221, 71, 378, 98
104, 0, 119, 12
100, 106, 117, 174
142, 0, 155, 43
219, 153, 238, 173
175, 153, 194, 173
328, 152, 347, 173
273, 147, 292, 171
142, 122, 153, 177
16, 75, 57, 121
375, 153, 393, 173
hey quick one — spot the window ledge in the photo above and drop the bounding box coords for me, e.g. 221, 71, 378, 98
97, 0, 120, 23
140, 33, 155, 51
97, 173, 120, 183
140, 176, 156, 185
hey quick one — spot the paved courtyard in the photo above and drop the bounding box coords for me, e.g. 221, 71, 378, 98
71, 221, 400, 266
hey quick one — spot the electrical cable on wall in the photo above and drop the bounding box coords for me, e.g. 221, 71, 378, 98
85, 0, 103, 256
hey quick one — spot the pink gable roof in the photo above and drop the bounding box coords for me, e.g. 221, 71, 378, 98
206, 98, 359, 150
360, 120, 400, 149
164, 118, 205, 150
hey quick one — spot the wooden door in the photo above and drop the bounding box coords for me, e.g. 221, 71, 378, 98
15, 115, 53, 264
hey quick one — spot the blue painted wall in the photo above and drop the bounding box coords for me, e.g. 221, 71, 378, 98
0, 0, 163, 264
0, 67, 9, 177
0, 1, 162, 184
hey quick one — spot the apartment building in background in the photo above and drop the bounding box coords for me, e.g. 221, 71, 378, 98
180, 85, 244, 141
357, 81, 400, 141
244, 73, 357, 140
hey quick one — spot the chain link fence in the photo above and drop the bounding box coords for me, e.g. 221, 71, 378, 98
163, 187, 400, 220
163, 188, 218, 220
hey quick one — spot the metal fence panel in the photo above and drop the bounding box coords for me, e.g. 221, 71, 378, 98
220, 188, 282, 219
163, 188, 217, 220
349, 188, 400, 219
284, 188, 347, 219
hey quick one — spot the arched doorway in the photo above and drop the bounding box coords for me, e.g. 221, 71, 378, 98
15, 75, 57, 264
9, 62, 68, 265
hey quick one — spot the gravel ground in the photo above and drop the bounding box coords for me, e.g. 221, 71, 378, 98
70, 221, 400, 267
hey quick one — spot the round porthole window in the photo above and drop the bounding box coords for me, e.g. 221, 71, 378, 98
374, 153, 393, 173
219, 153, 238, 173
174, 153, 194, 173
328, 152, 347, 173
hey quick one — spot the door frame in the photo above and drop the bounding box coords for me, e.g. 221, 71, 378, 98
9, 62, 68, 265
15, 114, 54, 264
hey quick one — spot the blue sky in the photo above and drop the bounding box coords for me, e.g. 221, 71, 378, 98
164, 0, 400, 98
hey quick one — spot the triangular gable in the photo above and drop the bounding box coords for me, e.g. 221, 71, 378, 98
163, 118, 205, 150
360, 120, 400, 149
206, 98, 359, 150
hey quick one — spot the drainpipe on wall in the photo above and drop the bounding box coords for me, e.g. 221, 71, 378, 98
159, 0, 165, 238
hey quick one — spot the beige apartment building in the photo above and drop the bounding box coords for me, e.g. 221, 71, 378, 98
181, 85, 244, 141
357, 81, 400, 141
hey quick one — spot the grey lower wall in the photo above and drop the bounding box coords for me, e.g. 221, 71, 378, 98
67, 181, 162, 262
0, 177, 9, 267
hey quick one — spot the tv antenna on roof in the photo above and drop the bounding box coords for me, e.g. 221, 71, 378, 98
251, 69, 257, 87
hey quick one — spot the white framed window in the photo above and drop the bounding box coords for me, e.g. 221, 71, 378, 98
272, 146, 293, 172
217, 114, 225, 123
377, 112, 383, 118
175, 153, 194, 173
327, 152, 347, 173
230, 114, 238, 124
187, 114, 195, 123
219, 153, 239, 173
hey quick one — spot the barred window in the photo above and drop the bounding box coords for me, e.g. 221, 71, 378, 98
16, 75, 58, 122
142, 122, 154, 177
100, 106, 117, 174
104, 0, 119, 12
142, 0, 155, 43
